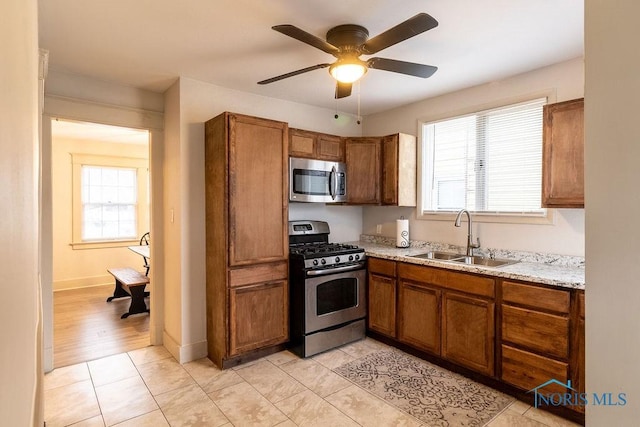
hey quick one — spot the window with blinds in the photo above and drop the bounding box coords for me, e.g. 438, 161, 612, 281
421, 98, 546, 216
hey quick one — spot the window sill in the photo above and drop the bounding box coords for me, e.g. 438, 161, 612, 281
70, 240, 138, 250
417, 209, 555, 225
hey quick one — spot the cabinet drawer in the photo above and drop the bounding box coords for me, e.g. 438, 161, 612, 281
229, 261, 287, 288
502, 305, 569, 359
502, 281, 570, 313
368, 257, 396, 277
502, 345, 568, 393
397, 263, 447, 287
398, 263, 494, 298
444, 271, 495, 298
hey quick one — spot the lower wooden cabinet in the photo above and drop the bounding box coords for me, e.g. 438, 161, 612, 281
397, 280, 440, 354
365, 257, 584, 419
368, 273, 397, 337
229, 280, 288, 356
442, 292, 495, 376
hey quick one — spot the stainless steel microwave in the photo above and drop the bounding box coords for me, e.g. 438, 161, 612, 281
289, 157, 347, 203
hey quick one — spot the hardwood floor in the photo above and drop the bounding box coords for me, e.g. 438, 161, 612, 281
53, 284, 150, 368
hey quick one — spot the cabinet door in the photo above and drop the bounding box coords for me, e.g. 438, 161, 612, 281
368, 273, 396, 337
381, 134, 399, 205
228, 114, 288, 265
229, 280, 288, 356
316, 134, 344, 161
442, 292, 495, 376
398, 280, 440, 355
345, 137, 381, 204
289, 128, 316, 158
542, 98, 584, 208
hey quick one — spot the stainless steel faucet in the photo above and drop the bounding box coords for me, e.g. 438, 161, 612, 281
454, 209, 480, 256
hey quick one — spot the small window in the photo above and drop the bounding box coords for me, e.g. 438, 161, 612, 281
81, 165, 137, 241
71, 154, 148, 248
420, 98, 546, 218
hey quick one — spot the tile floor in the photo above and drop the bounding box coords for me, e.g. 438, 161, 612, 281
45, 338, 581, 427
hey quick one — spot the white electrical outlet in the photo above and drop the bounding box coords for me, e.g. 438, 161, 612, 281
376, 224, 382, 234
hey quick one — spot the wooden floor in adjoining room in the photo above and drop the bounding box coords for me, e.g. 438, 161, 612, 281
53, 283, 150, 368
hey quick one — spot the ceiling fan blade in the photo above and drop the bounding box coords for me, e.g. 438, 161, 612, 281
335, 82, 352, 99
272, 25, 340, 55
258, 63, 331, 85
362, 13, 438, 55
367, 57, 437, 78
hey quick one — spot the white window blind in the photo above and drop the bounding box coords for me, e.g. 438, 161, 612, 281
81, 165, 137, 240
422, 98, 546, 215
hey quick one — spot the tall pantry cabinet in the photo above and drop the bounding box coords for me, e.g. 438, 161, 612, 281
204, 112, 289, 368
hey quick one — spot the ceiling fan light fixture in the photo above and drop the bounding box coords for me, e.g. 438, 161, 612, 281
329, 60, 367, 83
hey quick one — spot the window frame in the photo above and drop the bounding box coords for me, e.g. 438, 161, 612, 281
416, 91, 556, 225
71, 153, 149, 249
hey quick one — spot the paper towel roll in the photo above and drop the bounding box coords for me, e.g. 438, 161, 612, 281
396, 219, 409, 248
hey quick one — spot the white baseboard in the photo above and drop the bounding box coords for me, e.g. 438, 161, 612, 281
162, 331, 207, 364
53, 275, 112, 291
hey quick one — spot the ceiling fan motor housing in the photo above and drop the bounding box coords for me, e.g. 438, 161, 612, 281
326, 25, 369, 53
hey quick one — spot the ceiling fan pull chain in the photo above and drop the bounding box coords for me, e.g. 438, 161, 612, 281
357, 81, 362, 125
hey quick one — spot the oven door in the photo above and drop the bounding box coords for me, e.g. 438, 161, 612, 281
304, 268, 366, 333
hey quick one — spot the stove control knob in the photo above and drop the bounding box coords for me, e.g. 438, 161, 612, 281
313, 259, 319, 266
349, 255, 354, 261
321, 259, 326, 265
335, 257, 340, 263
355, 254, 360, 260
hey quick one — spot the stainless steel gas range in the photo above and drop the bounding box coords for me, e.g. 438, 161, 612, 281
288, 220, 367, 358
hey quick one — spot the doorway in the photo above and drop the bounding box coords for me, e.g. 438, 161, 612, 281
49, 119, 152, 368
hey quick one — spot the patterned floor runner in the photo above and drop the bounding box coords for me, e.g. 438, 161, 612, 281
334, 349, 514, 426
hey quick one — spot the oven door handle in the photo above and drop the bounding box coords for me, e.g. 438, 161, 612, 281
306, 263, 365, 276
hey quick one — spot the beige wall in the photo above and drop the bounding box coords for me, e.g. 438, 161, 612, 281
0, 0, 42, 424
362, 58, 585, 256
585, 0, 640, 423
162, 81, 183, 356
51, 137, 149, 290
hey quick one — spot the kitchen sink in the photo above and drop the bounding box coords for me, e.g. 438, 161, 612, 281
451, 255, 517, 267
410, 251, 465, 260
410, 251, 517, 268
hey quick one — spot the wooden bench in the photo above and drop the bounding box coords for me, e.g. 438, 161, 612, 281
106, 267, 150, 319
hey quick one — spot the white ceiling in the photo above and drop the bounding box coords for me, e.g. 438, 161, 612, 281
38, 0, 583, 116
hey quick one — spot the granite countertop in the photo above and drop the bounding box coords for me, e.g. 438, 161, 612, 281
351, 240, 585, 291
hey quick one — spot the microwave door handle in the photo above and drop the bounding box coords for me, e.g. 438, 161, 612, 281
329, 166, 337, 200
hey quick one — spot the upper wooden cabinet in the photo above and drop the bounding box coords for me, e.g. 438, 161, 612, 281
381, 134, 417, 206
542, 98, 584, 208
345, 137, 382, 204
289, 128, 344, 162
204, 112, 289, 368
345, 133, 417, 206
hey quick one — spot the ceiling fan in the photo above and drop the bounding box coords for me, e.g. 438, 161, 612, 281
258, 13, 439, 99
